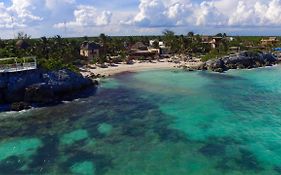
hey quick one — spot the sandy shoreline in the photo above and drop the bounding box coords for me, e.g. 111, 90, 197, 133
80, 60, 202, 77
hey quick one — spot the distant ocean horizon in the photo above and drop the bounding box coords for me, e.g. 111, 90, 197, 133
0, 66, 280, 175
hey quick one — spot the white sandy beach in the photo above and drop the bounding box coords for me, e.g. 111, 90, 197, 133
80, 60, 202, 77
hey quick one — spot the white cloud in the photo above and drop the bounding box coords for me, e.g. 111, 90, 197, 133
0, 2, 17, 28
45, 0, 76, 10
54, 5, 112, 29
123, 0, 194, 27
125, 0, 281, 28
133, 0, 169, 26
255, 0, 281, 25
123, 0, 227, 27
9, 0, 42, 21
2, 0, 281, 39
226, 0, 281, 26
195, 1, 227, 26
0, 0, 42, 29
228, 1, 257, 26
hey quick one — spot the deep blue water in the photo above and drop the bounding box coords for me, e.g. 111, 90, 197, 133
0, 67, 281, 175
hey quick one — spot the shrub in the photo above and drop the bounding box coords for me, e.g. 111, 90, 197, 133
201, 50, 227, 62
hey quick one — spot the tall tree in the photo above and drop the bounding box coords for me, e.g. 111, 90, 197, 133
152, 40, 159, 49
215, 33, 223, 37
83, 36, 89, 41
17, 32, 31, 40
0, 38, 5, 48
162, 29, 176, 52
99, 33, 108, 56
99, 33, 107, 46
187, 31, 194, 37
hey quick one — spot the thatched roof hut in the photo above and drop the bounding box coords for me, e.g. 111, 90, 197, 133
16, 40, 29, 49
130, 42, 148, 51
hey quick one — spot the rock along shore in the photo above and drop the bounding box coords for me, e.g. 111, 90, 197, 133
0, 69, 98, 111
191, 51, 278, 73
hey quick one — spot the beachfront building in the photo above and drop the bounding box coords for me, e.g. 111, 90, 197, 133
148, 40, 161, 54
261, 37, 279, 46
202, 36, 223, 49
129, 42, 158, 60
80, 41, 102, 60
149, 40, 171, 56
149, 40, 165, 48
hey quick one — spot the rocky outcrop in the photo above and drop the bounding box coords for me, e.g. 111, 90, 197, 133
0, 69, 97, 111
2, 69, 43, 103
195, 52, 278, 73
24, 83, 55, 104
205, 59, 226, 73
42, 69, 93, 95
0, 91, 4, 104
10, 102, 31, 111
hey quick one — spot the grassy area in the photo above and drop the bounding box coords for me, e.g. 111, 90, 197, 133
39, 58, 79, 72
238, 36, 264, 42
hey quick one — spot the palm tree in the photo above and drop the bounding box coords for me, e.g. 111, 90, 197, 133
152, 40, 159, 49
17, 32, 31, 40
187, 31, 194, 37
83, 36, 89, 41
99, 33, 109, 57
0, 38, 5, 48
215, 33, 223, 37
35, 37, 50, 60
178, 35, 186, 54
99, 33, 107, 47
163, 29, 176, 53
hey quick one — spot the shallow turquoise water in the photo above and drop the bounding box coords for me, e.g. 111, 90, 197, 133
0, 67, 281, 174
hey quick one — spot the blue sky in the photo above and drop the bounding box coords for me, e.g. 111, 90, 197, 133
0, 0, 281, 38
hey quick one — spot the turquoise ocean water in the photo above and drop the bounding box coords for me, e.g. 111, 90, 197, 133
0, 66, 281, 175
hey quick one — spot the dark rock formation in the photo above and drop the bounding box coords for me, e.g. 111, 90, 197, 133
4, 69, 43, 102
205, 59, 226, 73
10, 102, 31, 111
24, 83, 55, 104
196, 52, 278, 73
0, 69, 97, 111
0, 91, 4, 104
42, 69, 93, 95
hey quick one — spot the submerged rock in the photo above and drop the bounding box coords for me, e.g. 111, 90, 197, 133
0, 138, 42, 161
97, 123, 113, 136
70, 161, 96, 175
61, 129, 89, 145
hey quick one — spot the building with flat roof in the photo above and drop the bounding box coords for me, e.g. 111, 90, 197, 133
261, 37, 279, 46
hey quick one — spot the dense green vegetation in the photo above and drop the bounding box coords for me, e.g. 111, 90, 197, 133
0, 57, 35, 65
0, 32, 280, 71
